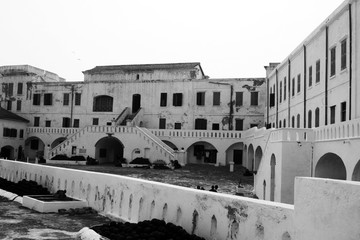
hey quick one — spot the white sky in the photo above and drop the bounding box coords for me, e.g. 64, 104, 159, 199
0, 0, 345, 81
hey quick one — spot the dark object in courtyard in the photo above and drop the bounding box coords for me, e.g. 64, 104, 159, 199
54, 190, 67, 199
153, 159, 170, 170
130, 157, 151, 165
86, 156, 99, 165
243, 169, 253, 176
51, 154, 69, 160
172, 160, 182, 169
38, 156, 46, 163
0, 178, 50, 196
91, 218, 205, 240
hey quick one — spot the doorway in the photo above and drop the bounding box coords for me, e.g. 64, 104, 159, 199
233, 150, 243, 164
132, 94, 141, 113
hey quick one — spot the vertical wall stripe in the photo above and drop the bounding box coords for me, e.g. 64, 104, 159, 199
303, 45, 307, 128
276, 69, 279, 128
288, 59, 291, 127
325, 26, 329, 126
348, 3, 352, 120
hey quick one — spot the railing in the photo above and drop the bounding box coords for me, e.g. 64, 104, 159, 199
136, 127, 175, 160
270, 128, 314, 142
314, 118, 360, 141
115, 107, 130, 125
27, 127, 79, 135
150, 129, 242, 139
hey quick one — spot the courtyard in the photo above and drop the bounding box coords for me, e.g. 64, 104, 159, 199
44, 163, 254, 196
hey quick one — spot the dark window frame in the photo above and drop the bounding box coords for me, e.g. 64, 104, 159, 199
330, 46, 336, 77
341, 101, 346, 122
172, 93, 183, 107
45, 120, 51, 127
63, 93, 70, 106
309, 66, 313, 87
44, 93, 53, 106
235, 92, 243, 107
250, 92, 258, 106
341, 39, 347, 70
196, 92, 205, 106
92, 118, 99, 125
93, 95, 113, 112
16, 100, 21, 111
17, 82, 23, 95
213, 92, 220, 106
75, 93, 81, 106
159, 118, 166, 129
160, 93, 167, 107
330, 105, 336, 124
297, 74, 301, 93
34, 117, 40, 127
316, 60, 321, 83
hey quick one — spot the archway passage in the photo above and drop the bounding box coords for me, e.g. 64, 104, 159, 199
186, 141, 217, 164
315, 153, 346, 180
24, 136, 45, 161
352, 160, 360, 181
0, 146, 14, 159
95, 136, 124, 164
254, 146, 263, 171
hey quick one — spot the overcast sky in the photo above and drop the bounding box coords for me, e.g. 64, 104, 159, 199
0, 0, 344, 81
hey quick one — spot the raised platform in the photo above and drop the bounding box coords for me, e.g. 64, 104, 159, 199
23, 195, 87, 213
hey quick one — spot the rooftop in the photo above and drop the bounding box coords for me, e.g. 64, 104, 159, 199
0, 107, 29, 123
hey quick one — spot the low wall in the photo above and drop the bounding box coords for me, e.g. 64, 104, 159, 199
0, 160, 294, 240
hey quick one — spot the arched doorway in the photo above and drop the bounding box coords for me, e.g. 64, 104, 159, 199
352, 160, 360, 181
95, 136, 124, 164
24, 137, 45, 161
51, 137, 67, 149
225, 142, 244, 165
186, 141, 217, 164
132, 94, 141, 113
248, 144, 254, 171
315, 153, 346, 180
162, 140, 178, 150
270, 154, 276, 201
0, 146, 14, 159
254, 146, 263, 172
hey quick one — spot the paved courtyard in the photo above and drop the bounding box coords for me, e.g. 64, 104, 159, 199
44, 163, 254, 196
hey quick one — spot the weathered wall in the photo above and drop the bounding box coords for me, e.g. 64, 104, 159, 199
0, 160, 294, 240
294, 177, 360, 240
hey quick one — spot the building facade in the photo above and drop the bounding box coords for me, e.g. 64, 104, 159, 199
0, 63, 265, 166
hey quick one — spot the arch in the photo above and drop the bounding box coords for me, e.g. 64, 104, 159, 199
315, 153, 346, 180
263, 180, 266, 200
24, 136, 45, 161
162, 203, 168, 221
225, 142, 244, 165
254, 146, 263, 171
308, 110, 312, 128
186, 141, 218, 164
162, 140, 178, 150
315, 108, 320, 127
291, 116, 295, 128
296, 114, 300, 128
270, 154, 276, 201
210, 215, 217, 239
138, 197, 144, 221
51, 137, 67, 149
0, 145, 14, 160
93, 95, 113, 112
352, 160, 360, 181
95, 136, 124, 164
248, 144, 254, 171
131, 148, 142, 161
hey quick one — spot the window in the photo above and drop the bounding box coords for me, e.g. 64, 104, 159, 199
3, 128, 10, 137
341, 39, 347, 70
213, 92, 220, 106
308, 110, 312, 128
309, 66, 313, 87
30, 139, 39, 150
19, 129, 24, 139
269, 93, 275, 107
297, 74, 301, 93
34, 117, 40, 127
17, 82, 23, 95
292, 78, 295, 96
30, 94, 42, 107
197, 92, 205, 106
292, 116, 295, 128
315, 108, 320, 127
279, 81, 282, 103
235, 119, 243, 131
250, 92, 258, 106
73, 119, 80, 128
92, 118, 99, 125
316, 60, 320, 83
8, 83, 13, 96
136, 74, 140, 80
190, 71, 196, 79
330, 46, 336, 77
93, 95, 113, 112
45, 120, 51, 127
160, 93, 167, 107
16, 100, 21, 111
235, 92, 243, 106
62, 117, 71, 128
174, 122, 181, 129
6, 101, 11, 111
283, 119, 286, 128
10, 129, 17, 138
195, 118, 207, 130
279, 121, 282, 128
173, 93, 183, 106
330, 105, 336, 124
297, 114, 300, 128
284, 77, 286, 100
159, 118, 166, 129
341, 101, 346, 122
63, 93, 70, 106
44, 93, 53, 105
212, 123, 220, 130
75, 93, 81, 106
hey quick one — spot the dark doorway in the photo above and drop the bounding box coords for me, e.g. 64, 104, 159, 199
132, 94, 141, 113
1, 146, 14, 159
233, 150, 243, 164
18, 146, 23, 160
95, 136, 124, 164
204, 150, 217, 164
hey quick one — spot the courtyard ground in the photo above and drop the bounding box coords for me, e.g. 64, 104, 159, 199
44, 163, 254, 196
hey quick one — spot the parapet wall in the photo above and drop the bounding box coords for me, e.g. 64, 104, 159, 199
0, 160, 294, 240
